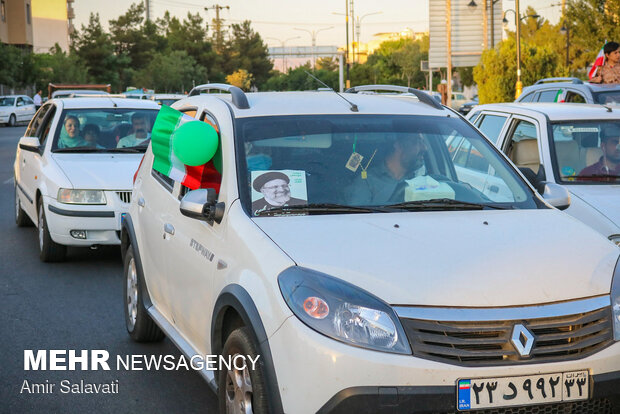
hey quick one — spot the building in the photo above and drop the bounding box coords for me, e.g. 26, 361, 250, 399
0, 0, 72, 52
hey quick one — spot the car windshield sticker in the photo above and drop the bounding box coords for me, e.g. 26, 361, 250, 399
251, 170, 308, 216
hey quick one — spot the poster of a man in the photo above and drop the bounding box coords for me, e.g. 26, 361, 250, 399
251, 171, 307, 215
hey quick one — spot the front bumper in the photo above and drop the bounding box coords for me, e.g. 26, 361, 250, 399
0, 113, 10, 123
43, 192, 130, 246
269, 316, 620, 414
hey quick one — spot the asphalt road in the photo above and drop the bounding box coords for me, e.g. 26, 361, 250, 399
0, 125, 218, 413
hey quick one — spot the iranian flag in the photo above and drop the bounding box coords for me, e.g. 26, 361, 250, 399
151, 105, 221, 191
589, 44, 606, 80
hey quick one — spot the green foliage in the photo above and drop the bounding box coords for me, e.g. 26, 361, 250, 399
223, 21, 273, 88
134, 50, 206, 93
474, 37, 568, 103
34, 45, 89, 90
263, 64, 338, 91
457, 67, 474, 87
0, 43, 25, 87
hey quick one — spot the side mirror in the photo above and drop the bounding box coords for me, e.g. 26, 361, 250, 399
179, 188, 225, 224
18, 137, 41, 153
539, 182, 570, 210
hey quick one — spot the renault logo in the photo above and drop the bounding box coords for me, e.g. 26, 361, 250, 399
511, 324, 535, 357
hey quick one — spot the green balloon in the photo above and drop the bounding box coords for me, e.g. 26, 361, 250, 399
172, 121, 219, 167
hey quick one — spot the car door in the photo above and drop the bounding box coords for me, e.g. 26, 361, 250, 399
499, 116, 544, 181
16, 104, 56, 220
164, 109, 225, 350
21, 96, 36, 120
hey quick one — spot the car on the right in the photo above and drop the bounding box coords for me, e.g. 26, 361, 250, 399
516, 77, 620, 105
467, 102, 620, 245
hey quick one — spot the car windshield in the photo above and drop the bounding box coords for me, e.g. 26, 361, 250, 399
0, 97, 15, 106
593, 91, 620, 105
550, 120, 620, 183
51, 108, 159, 153
236, 115, 540, 216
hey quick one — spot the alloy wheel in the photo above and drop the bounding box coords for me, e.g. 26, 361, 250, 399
225, 354, 253, 414
126, 257, 138, 330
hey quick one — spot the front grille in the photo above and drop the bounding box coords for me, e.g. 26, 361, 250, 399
400, 306, 613, 366
435, 397, 613, 414
116, 191, 132, 204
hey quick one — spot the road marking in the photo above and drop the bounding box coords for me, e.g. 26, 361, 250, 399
4, 177, 14, 185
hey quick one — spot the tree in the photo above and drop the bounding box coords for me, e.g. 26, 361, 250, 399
0, 43, 24, 87
316, 57, 338, 71
226, 69, 253, 90
134, 51, 206, 93
473, 37, 568, 103
72, 13, 121, 88
224, 21, 273, 88
34, 45, 89, 90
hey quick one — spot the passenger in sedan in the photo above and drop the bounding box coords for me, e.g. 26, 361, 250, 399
345, 134, 427, 205
579, 125, 620, 180
117, 113, 151, 148
58, 115, 88, 148
83, 124, 105, 149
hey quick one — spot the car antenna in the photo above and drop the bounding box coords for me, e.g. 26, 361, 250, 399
304, 70, 358, 112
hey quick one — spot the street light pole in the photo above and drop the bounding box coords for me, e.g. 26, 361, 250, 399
515, 0, 522, 99
294, 27, 333, 69
356, 11, 382, 63
266, 36, 300, 72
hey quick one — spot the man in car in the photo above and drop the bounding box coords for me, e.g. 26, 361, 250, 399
579, 125, 620, 179
345, 133, 427, 205
251, 171, 306, 215
117, 113, 151, 148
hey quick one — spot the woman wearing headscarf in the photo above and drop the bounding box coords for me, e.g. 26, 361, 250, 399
58, 115, 88, 148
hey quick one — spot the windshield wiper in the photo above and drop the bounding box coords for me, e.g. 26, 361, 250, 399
254, 203, 393, 216
578, 174, 620, 179
106, 147, 146, 153
383, 198, 511, 211
53, 148, 109, 153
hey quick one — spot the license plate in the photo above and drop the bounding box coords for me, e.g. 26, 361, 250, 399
456, 370, 589, 410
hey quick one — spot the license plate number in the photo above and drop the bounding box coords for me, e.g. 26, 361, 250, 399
456, 370, 588, 410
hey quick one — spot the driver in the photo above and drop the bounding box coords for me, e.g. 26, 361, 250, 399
345, 133, 427, 205
579, 125, 620, 179
117, 113, 151, 148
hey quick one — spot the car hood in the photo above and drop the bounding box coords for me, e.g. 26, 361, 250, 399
253, 210, 618, 307
568, 185, 620, 228
52, 153, 143, 190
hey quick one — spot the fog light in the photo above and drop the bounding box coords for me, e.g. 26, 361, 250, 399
70, 230, 87, 239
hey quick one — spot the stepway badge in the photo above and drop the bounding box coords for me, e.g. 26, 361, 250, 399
458, 379, 471, 410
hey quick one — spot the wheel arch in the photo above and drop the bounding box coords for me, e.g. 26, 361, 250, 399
211, 284, 284, 414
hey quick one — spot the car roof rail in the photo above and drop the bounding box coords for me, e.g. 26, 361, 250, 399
188, 83, 250, 109
344, 84, 444, 110
534, 77, 583, 85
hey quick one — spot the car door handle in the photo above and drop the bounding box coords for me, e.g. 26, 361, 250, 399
137, 197, 145, 207
164, 223, 175, 235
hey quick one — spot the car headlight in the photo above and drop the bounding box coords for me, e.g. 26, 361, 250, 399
613, 256, 620, 341
609, 235, 620, 247
278, 267, 411, 354
57, 189, 107, 205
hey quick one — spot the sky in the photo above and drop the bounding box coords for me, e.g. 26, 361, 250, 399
73, 0, 563, 48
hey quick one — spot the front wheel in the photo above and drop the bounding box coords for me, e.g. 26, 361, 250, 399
8, 114, 16, 127
219, 327, 269, 414
37, 202, 66, 262
123, 247, 164, 342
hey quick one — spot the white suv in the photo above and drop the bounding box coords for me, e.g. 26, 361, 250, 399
123, 84, 620, 413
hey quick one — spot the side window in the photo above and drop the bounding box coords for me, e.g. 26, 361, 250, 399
179, 110, 223, 198
37, 106, 57, 146
468, 111, 481, 124
16, 97, 24, 107
25, 104, 51, 136
505, 119, 541, 174
537, 90, 559, 102
24, 97, 34, 105
477, 114, 508, 144
519, 92, 535, 103
565, 91, 586, 103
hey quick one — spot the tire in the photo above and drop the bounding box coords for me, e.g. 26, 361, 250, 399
15, 183, 32, 227
124, 247, 164, 342
219, 327, 269, 414
8, 114, 16, 127
37, 201, 66, 262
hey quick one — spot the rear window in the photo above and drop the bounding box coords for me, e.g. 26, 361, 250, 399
593, 91, 620, 105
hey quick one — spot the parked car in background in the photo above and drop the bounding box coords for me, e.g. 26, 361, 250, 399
516, 77, 620, 105
14, 97, 160, 261
468, 102, 620, 245
0, 95, 37, 127
450, 91, 468, 110
150, 93, 186, 106
122, 84, 620, 414
51, 90, 111, 99
458, 95, 479, 115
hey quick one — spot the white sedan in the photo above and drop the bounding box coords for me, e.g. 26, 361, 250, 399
1, 95, 37, 127
14, 97, 160, 261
